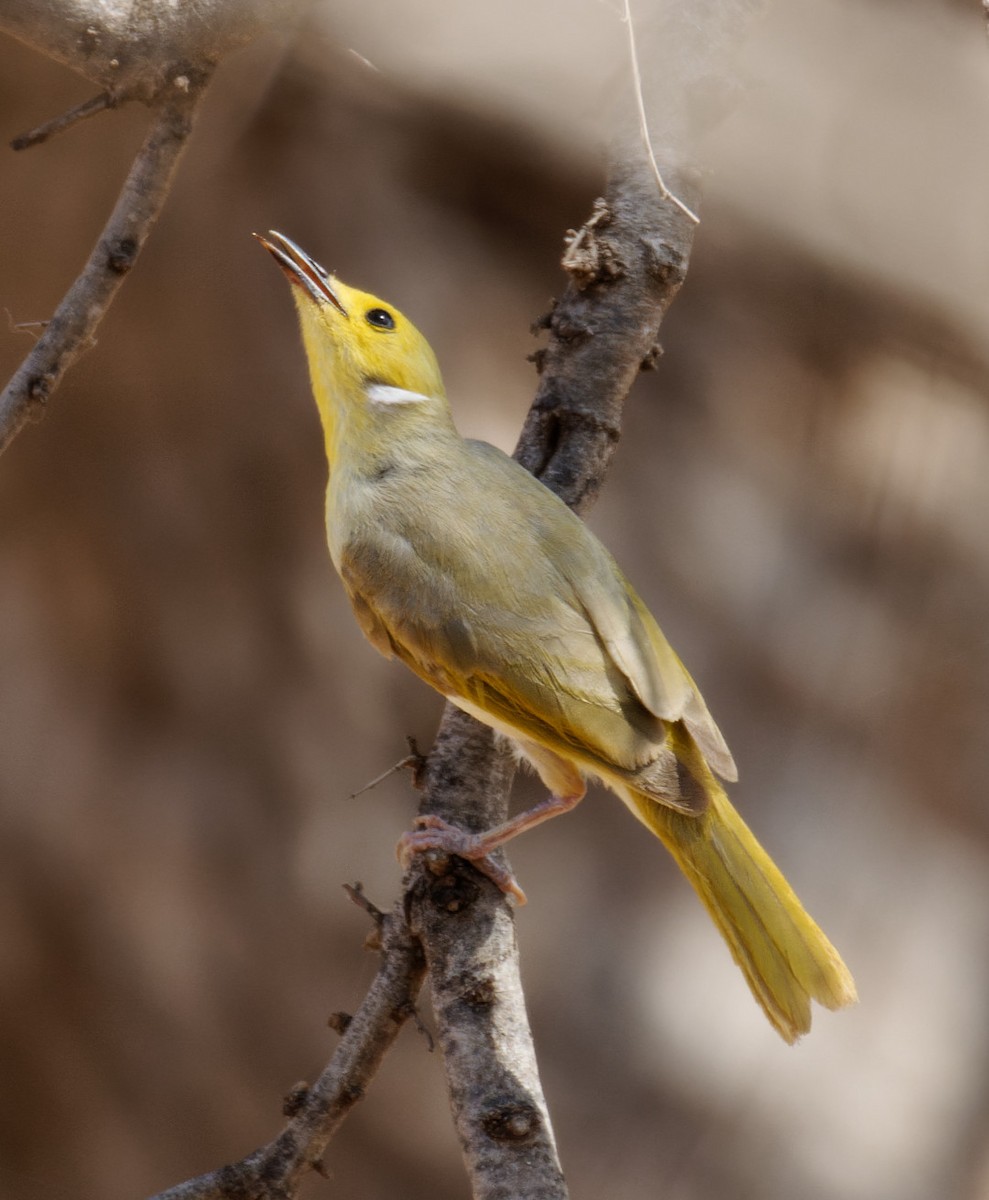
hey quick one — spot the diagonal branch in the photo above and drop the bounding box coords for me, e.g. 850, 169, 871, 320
11, 90, 118, 150
0, 69, 210, 455
0, 0, 307, 457
149, 903, 426, 1200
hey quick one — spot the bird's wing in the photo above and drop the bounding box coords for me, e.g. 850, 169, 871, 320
339, 522, 650, 771
476, 444, 737, 782
565, 552, 737, 782
338, 440, 735, 783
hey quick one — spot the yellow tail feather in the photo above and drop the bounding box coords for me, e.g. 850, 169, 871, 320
625, 784, 857, 1043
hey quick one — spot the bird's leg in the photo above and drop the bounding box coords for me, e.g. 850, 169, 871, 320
397, 787, 585, 906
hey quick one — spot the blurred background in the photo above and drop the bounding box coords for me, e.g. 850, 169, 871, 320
2, 1, 989, 1197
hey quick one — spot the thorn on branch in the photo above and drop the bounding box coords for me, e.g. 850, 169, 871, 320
282, 1081, 310, 1117
529, 304, 556, 335
550, 313, 594, 345
527, 306, 557, 374
327, 1011, 352, 1036
11, 91, 118, 150
527, 347, 548, 374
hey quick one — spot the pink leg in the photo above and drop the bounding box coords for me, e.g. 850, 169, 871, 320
397, 789, 585, 905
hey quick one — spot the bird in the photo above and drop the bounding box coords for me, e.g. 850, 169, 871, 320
255, 229, 857, 1042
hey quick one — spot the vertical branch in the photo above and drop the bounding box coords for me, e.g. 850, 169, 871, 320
516, 152, 697, 510
407, 713, 568, 1199
405, 156, 700, 1199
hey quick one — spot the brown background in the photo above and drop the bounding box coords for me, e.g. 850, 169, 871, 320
2, 2, 988, 1197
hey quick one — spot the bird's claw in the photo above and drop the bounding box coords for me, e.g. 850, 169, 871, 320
397, 815, 527, 905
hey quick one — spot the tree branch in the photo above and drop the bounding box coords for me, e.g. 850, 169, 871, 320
149, 903, 425, 1200
10, 90, 117, 150
0, 0, 304, 456
402, 156, 700, 1200
406, 713, 569, 1198
517, 152, 697, 511
0, 0, 301, 97
0, 73, 209, 455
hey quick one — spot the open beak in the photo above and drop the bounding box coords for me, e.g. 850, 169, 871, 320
253, 230, 348, 315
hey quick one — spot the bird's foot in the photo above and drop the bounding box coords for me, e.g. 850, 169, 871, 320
397, 814, 528, 905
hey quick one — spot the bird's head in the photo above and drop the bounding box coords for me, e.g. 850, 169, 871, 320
255, 230, 448, 467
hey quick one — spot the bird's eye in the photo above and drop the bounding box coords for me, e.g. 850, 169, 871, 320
366, 308, 396, 330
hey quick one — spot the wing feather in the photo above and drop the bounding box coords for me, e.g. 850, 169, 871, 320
335, 440, 736, 792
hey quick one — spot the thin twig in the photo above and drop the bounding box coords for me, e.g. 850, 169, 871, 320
349, 755, 416, 798
342, 880, 385, 923
347, 48, 381, 72
622, 0, 700, 225
11, 90, 118, 150
4, 310, 48, 340
0, 72, 209, 456
149, 905, 425, 1199
349, 736, 427, 797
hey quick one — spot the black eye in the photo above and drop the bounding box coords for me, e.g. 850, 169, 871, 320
366, 307, 396, 330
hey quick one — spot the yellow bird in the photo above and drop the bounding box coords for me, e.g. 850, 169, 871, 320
256, 230, 856, 1042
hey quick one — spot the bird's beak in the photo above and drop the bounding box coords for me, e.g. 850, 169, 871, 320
253, 230, 348, 315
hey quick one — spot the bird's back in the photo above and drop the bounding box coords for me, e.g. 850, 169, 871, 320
329, 434, 733, 797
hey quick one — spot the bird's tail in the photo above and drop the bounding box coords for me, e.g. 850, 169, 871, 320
625, 782, 857, 1043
